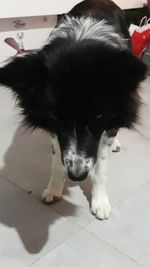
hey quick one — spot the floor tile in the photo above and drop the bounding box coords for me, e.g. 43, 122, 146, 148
0, 128, 51, 198
31, 230, 142, 267
0, 177, 80, 266
86, 182, 150, 267
107, 127, 150, 205
0, 87, 20, 169
51, 178, 95, 227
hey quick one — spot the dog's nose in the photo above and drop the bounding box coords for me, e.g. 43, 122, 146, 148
65, 156, 91, 181
68, 170, 88, 181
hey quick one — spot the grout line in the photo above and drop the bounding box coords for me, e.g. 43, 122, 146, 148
0, 173, 149, 267
1, 170, 150, 220
0, 173, 40, 201
83, 228, 144, 267
28, 228, 84, 267
1, 169, 150, 214
29, 226, 144, 267
0, 174, 86, 267
0, 173, 61, 212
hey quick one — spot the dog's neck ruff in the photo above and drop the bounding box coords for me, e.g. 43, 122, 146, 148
48, 16, 128, 49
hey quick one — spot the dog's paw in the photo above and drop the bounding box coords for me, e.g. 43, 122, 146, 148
112, 138, 121, 152
91, 197, 111, 220
42, 188, 62, 204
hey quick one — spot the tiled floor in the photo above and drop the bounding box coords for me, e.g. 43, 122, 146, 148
0, 77, 150, 267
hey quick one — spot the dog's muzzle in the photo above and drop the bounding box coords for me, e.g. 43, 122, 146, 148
65, 157, 91, 182
68, 169, 88, 181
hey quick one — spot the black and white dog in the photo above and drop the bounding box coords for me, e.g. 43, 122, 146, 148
0, 0, 147, 219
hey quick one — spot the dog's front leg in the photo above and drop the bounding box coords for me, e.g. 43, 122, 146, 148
42, 136, 66, 203
90, 131, 111, 220
107, 128, 121, 152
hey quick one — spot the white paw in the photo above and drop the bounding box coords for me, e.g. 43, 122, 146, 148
112, 138, 121, 152
91, 197, 111, 220
42, 188, 62, 204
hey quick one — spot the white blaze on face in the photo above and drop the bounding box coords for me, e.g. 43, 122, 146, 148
63, 140, 94, 177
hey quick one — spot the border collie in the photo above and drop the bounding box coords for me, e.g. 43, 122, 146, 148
0, 0, 147, 219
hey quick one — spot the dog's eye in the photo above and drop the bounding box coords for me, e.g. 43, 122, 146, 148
96, 114, 102, 119
50, 114, 58, 120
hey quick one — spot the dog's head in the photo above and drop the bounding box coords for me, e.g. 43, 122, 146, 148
0, 39, 147, 181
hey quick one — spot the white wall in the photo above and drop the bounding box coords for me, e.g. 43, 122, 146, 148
114, 0, 147, 9
0, 0, 83, 18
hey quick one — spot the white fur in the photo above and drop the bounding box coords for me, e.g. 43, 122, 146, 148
90, 131, 111, 220
42, 132, 119, 219
63, 139, 94, 177
48, 16, 128, 49
112, 137, 121, 152
42, 135, 66, 203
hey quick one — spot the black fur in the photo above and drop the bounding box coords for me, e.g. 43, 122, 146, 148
0, 0, 147, 180
69, 0, 130, 41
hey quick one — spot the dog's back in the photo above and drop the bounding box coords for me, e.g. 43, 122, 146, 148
68, 0, 130, 41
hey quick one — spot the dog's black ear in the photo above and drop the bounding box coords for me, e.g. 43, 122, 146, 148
0, 52, 48, 95
111, 50, 147, 92
0, 53, 51, 130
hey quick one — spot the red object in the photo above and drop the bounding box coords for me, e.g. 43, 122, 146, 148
131, 28, 150, 58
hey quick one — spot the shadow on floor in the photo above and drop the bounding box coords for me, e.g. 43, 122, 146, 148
0, 126, 91, 254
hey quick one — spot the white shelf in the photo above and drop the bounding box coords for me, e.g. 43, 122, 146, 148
0, 0, 83, 18
0, 0, 147, 19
